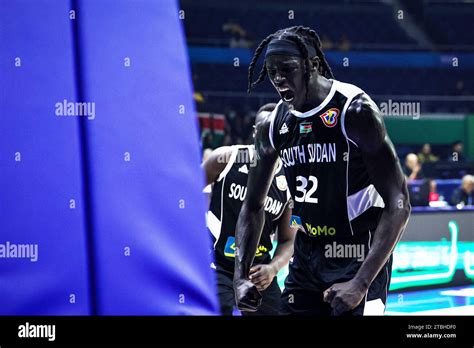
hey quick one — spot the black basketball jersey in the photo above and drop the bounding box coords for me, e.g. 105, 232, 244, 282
208, 145, 292, 272
269, 79, 384, 242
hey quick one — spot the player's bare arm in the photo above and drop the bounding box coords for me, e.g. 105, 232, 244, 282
323, 93, 411, 315
249, 203, 296, 292
233, 117, 279, 311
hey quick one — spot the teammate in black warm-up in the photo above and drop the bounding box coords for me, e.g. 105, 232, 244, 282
233, 26, 411, 316
203, 104, 296, 315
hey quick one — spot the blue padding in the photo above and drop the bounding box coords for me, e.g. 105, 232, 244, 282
76, 0, 218, 314
0, 0, 90, 315
0, 0, 218, 315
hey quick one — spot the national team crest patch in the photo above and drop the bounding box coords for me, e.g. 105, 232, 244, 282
276, 175, 288, 191
320, 108, 340, 128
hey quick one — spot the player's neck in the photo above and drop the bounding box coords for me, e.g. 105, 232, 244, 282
300, 76, 333, 113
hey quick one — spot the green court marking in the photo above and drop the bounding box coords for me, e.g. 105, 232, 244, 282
464, 250, 474, 279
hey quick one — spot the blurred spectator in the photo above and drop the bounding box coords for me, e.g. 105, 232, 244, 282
403, 153, 424, 180
338, 34, 351, 51
456, 80, 471, 96
447, 141, 465, 162
222, 107, 256, 145
201, 131, 213, 149
232, 116, 245, 144
202, 131, 221, 150
320, 34, 334, 50
450, 174, 474, 206
222, 19, 251, 48
222, 133, 232, 147
456, 80, 465, 94
242, 109, 255, 144
418, 143, 439, 163
428, 179, 440, 202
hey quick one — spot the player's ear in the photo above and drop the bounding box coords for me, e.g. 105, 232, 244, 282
310, 56, 320, 72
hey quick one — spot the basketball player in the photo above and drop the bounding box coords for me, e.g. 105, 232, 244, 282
233, 26, 411, 315
203, 104, 296, 315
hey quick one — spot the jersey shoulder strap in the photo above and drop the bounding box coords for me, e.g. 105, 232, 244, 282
336, 80, 365, 147
216, 145, 253, 182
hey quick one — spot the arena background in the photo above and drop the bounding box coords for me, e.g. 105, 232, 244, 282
181, 0, 474, 315
0, 0, 472, 317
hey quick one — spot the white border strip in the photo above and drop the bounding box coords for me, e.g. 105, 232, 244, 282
347, 184, 385, 221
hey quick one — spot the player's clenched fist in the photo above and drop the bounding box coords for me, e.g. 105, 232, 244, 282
233, 278, 262, 312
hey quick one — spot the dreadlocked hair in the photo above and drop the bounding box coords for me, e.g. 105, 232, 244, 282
247, 26, 334, 97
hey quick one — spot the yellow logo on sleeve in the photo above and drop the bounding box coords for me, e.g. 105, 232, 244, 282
224, 236, 269, 258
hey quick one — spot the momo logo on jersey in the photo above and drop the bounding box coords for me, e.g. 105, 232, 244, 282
228, 183, 283, 215
320, 108, 339, 128
224, 236, 268, 258
305, 223, 336, 237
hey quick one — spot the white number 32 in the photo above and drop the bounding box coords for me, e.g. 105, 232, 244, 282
295, 175, 318, 203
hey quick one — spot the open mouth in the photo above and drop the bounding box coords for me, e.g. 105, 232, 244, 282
277, 87, 295, 103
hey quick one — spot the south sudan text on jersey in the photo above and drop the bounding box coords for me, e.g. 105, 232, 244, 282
228, 182, 284, 216
280, 143, 337, 168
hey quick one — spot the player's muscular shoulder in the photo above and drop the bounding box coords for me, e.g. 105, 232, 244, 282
345, 93, 386, 153
202, 146, 234, 185
255, 113, 278, 161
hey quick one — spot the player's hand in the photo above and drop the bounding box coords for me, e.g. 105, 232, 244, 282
234, 278, 262, 312
249, 264, 277, 291
323, 279, 367, 316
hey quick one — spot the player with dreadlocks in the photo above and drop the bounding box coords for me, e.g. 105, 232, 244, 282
233, 26, 411, 315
